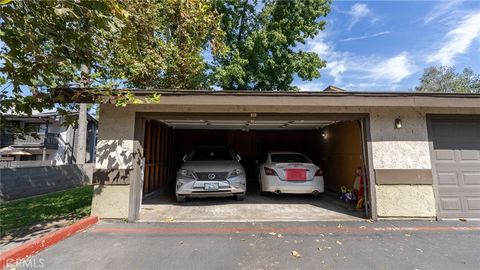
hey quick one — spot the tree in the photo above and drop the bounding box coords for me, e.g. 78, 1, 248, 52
1, 0, 332, 122
1, 0, 122, 116
0, 0, 225, 118
415, 66, 480, 93
210, 0, 331, 90
103, 0, 226, 89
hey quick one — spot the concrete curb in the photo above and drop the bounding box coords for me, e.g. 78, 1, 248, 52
0, 216, 98, 269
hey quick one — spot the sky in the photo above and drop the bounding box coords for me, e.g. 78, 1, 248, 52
293, 0, 480, 91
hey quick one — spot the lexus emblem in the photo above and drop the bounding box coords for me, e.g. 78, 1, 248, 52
208, 173, 216, 180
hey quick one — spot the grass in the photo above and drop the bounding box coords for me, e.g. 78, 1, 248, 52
0, 185, 93, 236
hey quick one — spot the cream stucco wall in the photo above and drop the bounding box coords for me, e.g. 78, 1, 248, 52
93, 98, 480, 220
369, 107, 432, 170
96, 105, 137, 170
376, 185, 436, 217
91, 185, 130, 219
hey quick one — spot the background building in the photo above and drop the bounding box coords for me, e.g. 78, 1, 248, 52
0, 112, 97, 165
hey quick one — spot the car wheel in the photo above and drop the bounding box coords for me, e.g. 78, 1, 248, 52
176, 195, 186, 203
236, 194, 245, 201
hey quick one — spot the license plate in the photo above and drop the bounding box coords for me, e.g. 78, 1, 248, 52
285, 169, 307, 181
204, 183, 219, 191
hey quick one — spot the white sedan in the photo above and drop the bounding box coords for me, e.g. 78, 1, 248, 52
258, 152, 324, 195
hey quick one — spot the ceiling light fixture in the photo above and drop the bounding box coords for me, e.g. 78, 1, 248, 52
394, 118, 402, 129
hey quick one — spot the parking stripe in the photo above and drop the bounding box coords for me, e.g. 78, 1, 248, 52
90, 225, 480, 234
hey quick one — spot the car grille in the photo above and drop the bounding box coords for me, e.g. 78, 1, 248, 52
196, 172, 229, 181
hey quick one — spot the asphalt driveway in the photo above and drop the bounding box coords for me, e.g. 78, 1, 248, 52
9, 220, 480, 270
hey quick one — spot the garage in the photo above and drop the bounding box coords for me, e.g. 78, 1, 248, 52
428, 115, 480, 219
139, 113, 371, 222
86, 90, 480, 220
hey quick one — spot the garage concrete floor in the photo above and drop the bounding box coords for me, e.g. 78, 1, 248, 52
140, 182, 365, 222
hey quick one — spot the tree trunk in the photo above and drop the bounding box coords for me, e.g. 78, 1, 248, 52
76, 103, 88, 164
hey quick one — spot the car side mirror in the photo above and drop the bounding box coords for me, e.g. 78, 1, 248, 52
236, 154, 241, 161
182, 154, 188, 162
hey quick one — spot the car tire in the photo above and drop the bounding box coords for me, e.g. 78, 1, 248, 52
236, 194, 245, 201
176, 195, 186, 203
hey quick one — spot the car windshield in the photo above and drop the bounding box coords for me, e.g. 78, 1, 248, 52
189, 147, 235, 161
270, 153, 310, 163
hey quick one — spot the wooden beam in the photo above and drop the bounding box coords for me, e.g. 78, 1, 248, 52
143, 120, 151, 193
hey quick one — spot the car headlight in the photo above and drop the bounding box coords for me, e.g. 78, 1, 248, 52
180, 169, 196, 179
228, 168, 244, 178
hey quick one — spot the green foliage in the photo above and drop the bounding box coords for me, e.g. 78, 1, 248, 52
0, 0, 225, 116
0, 0, 126, 114
0, 186, 93, 236
115, 91, 143, 107
210, 0, 331, 90
145, 93, 162, 104
0, 0, 332, 119
415, 66, 480, 93
104, 0, 226, 89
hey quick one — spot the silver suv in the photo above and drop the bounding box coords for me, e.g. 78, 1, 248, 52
175, 146, 246, 203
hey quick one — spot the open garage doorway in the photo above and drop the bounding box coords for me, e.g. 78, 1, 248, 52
138, 113, 372, 222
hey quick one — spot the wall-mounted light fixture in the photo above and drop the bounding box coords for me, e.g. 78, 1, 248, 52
394, 118, 402, 129
322, 130, 329, 140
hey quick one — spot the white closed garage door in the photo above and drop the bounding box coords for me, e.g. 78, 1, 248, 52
428, 116, 480, 219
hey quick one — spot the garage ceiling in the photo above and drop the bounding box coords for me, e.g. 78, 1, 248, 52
159, 119, 336, 130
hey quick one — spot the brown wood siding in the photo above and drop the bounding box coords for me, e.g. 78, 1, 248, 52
375, 169, 433, 185
320, 121, 363, 193
143, 120, 176, 194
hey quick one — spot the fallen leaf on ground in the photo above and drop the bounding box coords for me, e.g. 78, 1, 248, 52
336, 240, 342, 245
291, 250, 301, 258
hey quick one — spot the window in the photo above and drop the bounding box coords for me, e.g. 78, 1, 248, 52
23, 123, 47, 133
20, 155, 37, 161
1, 121, 19, 133
189, 147, 235, 161
270, 154, 310, 163
258, 153, 268, 164
24, 123, 40, 133
38, 124, 47, 134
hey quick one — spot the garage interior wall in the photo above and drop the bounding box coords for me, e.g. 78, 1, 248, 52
319, 121, 364, 193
